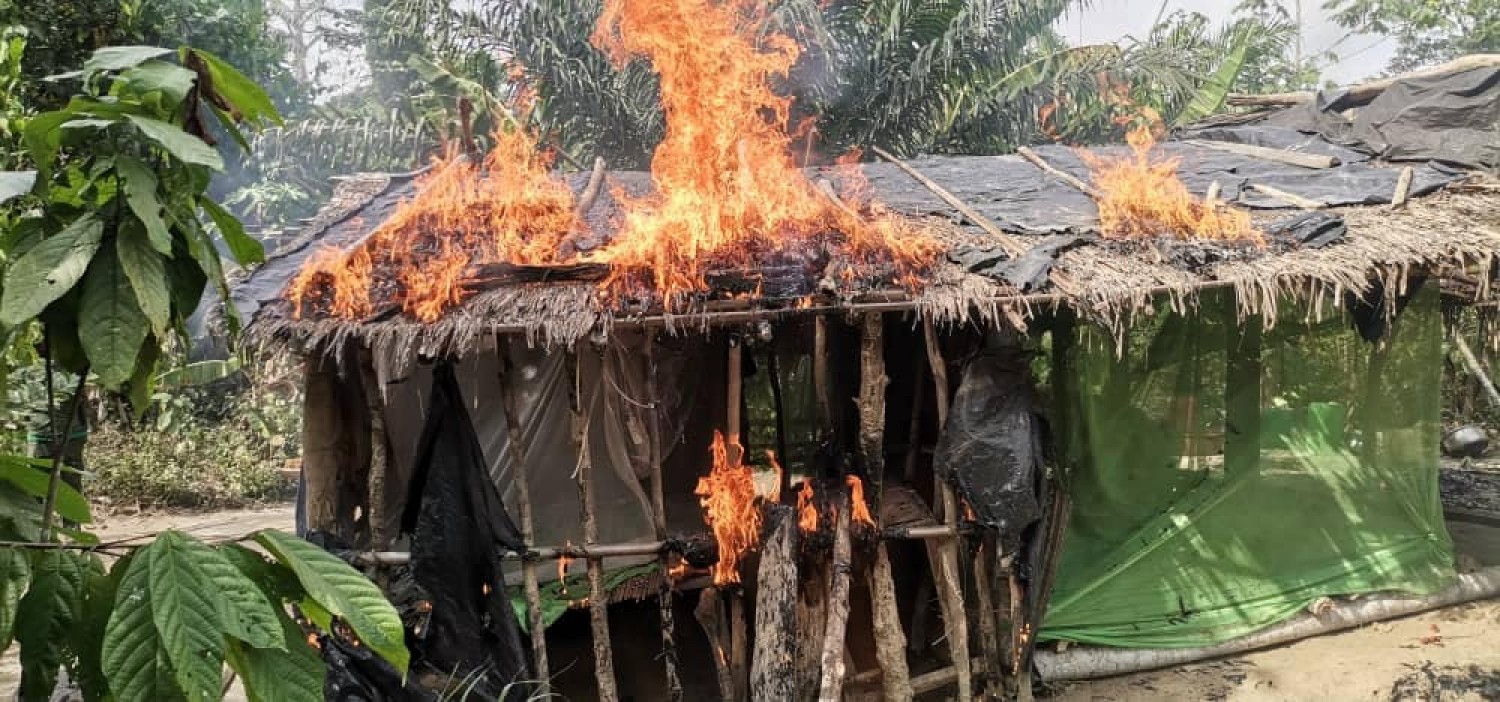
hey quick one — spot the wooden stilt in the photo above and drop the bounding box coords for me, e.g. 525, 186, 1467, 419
498, 340, 549, 689
696, 588, 736, 702
796, 560, 830, 700
817, 494, 854, 701
923, 318, 974, 702
859, 314, 913, 701
358, 351, 393, 549
571, 351, 618, 702
645, 339, 683, 701
973, 537, 1004, 692
814, 315, 833, 440
723, 338, 750, 701
302, 356, 341, 535
751, 505, 798, 702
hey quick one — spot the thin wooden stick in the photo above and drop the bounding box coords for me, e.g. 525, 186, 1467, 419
645, 339, 683, 701
1453, 333, 1500, 410
1184, 139, 1340, 169
723, 338, 749, 701
814, 315, 834, 439
727, 340, 744, 464
873, 146, 1027, 257
817, 493, 855, 701
571, 351, 618, 702
923, 318, 974, 702
1391, 166, 1415, 209
499, 340, 549, 690
1247, 183, 1327, 210
1016, 146, 1101, 200
1205, 181, 1222, 205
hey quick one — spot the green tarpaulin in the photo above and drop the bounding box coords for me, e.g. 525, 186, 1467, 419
1042, 286, 1454, 648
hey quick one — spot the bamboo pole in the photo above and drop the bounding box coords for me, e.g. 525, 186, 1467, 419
1016, 146, 1102, 200
645, 339, 683, 701
859, 314, 913, 701
724, 338, 749, 702
1183, 139, 1340, 169
1247, 183, 1327, 210
751, 505, 798, 702
571, 351, 618, 702
1391, 166, 1415, 209
923, 318, 974, 702
817, 493, 855, 701
498, 340, 549, 690
873, 146, 1027, 257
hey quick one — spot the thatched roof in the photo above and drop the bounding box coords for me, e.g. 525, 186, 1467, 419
240, 132, 1500, 361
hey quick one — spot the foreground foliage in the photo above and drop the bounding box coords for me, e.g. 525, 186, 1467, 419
0, 42, 408, 700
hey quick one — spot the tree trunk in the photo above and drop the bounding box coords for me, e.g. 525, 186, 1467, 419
751, 505, 798, 702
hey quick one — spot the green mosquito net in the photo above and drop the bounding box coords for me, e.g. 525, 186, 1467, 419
1041, 285, 1455, 648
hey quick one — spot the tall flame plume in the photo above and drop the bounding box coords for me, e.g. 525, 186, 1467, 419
587, 0, 937, 302
694, 431, 763, 586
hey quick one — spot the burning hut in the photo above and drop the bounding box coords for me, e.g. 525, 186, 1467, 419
235, 20, 1500, 702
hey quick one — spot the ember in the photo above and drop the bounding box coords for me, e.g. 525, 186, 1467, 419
694, 431, 763, 585
586, 0, 937, 305
1082, 124, 1263, 245
846, 475, 875, 529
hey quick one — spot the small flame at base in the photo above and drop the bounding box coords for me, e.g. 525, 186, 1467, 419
797, 480, 818, 534
695, 431, 763, 586
846, 475, 875, 529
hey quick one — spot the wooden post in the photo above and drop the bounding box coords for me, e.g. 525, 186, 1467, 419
645, 339, 683, 701
1225, 298, 1263, 474
903, 343, 927, 483
696, 588, 736, 702
814, 315, 833, 439
923, 318, 974, 702
571, 351, 618, 702
751, 505, 798, 702
302, 356, 341, 535
973, 538, 1004, 692
358, 351, 393, 549
723, 338, 749, 701
499, 340, 549, 690
817, 493, 854, 701
796, 559, 830, 700
859, 314, 913, 701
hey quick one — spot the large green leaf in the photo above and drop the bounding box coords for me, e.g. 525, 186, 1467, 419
115, 155, 173, 254
121, 61, 195, 106
0, 547, 30, 651
73, 552, 125, 702
79, 246, 150, 389
200, 196, 264, 265
0, 455, 91, 524
177, 538, 282, 650
255, 530, 409, 674
84, 46, 174, 74
124, 115, 224, 171
183, 49, 282, 128
0, 215, 104, 326
0, 171, 35, 204
117, 222, 173, 338
1173, 27, 1253, 126
22, 110, 78, 183
156, 358, 243, 389
103, 550, 187, 702
147, 531, 227, 702
15, 550, 89, 702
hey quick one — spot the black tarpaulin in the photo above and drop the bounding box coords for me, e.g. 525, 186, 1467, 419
401, 362, 531, 698
933, 352, 1044, 537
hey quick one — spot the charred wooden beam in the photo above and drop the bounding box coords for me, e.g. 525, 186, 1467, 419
359, 350, 394, 549
697, 588, 736, 702
816, 492, 855, 701
463, 262, 610, 288
751, 505, 799, 702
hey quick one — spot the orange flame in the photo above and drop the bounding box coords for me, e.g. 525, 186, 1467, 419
797, 480, 817, 534
766, 450, 784, 504
694, 431, 763, 585
1081, 124, 1263, 245
558, 544, 575, 595
587, 0, 937, 304
846, 475, 875, 529
287, 126, 582, 322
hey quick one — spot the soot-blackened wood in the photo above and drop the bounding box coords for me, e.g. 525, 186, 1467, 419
358, 351, 394, 549
724, 339, 749, 702
463, 261, 610, 289
817, 495, 855, 701
645, 340, 684, 701
796, 559, 830, 699
859, 314, 913, 701
974, 537, 1004, 692
302, 356, 342, 535
751, 505, 799, 702
923, 319, 974, 702
499, 340, 550, 690
696, 588, 736, 702
570, 352, 619, 702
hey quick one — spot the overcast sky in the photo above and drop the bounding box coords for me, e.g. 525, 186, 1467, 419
1060, 0, 1395, 85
